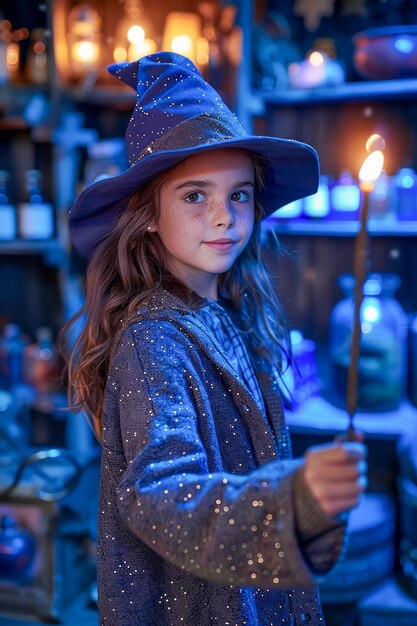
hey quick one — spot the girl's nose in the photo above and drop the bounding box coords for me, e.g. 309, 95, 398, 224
213, 200, 234, 227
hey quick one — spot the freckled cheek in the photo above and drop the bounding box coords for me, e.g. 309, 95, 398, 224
190, 209, 207, 222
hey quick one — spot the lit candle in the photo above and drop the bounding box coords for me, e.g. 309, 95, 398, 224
346, 134, 385, 438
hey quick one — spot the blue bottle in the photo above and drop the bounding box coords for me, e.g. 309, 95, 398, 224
390, 168, 417, 221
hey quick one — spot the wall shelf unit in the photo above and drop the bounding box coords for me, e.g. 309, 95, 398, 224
259, 78, 417, 107
262, 220, 417, 237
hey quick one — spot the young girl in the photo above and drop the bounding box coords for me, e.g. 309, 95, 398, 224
66, 52, 366, 626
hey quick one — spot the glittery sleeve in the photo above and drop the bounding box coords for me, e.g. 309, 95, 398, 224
293, 467, 346, 577
106, 321, 322, 589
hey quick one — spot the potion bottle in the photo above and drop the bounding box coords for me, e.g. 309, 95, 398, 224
18, 170, 54, 240
329, 273, 407, 411
329, 171, 360, 221
389, 168, 417, 221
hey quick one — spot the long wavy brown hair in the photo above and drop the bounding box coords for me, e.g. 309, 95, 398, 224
63, 151, 291, 441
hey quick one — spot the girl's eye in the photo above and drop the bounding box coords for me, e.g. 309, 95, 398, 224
185, 191, 205, 203
231, 190, 251, 202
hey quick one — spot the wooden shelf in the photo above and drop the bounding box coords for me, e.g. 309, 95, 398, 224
258, 78, 417, 107
262, 219, 417, 237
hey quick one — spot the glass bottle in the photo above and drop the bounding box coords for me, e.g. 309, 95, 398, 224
389, 168, 417, 221
0, 170, 17, 240
329, 273, 408, 411
329, 171, 360, 221
18, 170, 54, 240
22, 327, 62, 394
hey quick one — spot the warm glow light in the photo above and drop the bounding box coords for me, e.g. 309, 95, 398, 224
34, 41, 46, 54
127, 37, 157, 61
127, 24, 145, 44
113, 46, 127, 62
309, 51, 325, 66
71, 40, 100, 64
6, 42, 19, 71
366, 133, 385, 153
196, 37, 209, 65
359, 150, 384, 190
162, 11, 204, 67
171, 34, 193, 55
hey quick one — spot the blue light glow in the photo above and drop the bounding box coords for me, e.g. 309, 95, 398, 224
400, 174, 415, 188
362, 298, 382, 325
290, 329, 304, 346
394, 38, 414, 54
364, 279, 381, 296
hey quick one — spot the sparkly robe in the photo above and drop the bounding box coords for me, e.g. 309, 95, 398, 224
98, 290, 344, 626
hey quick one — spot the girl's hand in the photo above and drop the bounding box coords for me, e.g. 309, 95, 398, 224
301, 440, 367, 518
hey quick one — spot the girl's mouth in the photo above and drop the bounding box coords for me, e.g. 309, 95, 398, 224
203, 239, 236, 251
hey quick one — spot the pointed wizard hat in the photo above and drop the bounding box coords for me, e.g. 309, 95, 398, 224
68, 52, 319, 259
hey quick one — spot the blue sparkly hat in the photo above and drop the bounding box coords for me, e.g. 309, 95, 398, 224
68, 52, 319, 259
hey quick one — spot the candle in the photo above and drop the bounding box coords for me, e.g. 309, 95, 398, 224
346, 135, 385, 438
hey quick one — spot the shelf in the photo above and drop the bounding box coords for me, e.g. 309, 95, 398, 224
0, 239, 62, 255
286, 395, 417, 439
258, 78, 417, 106
262, 219, 417, 237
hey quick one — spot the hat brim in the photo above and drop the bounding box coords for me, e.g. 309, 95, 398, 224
68, 136, 319, 259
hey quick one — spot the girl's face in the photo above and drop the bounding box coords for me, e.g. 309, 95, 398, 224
151, 149, 255, 300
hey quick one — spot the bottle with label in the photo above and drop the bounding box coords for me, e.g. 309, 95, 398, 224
0, 170, 17, 240
18, 170, 55, 240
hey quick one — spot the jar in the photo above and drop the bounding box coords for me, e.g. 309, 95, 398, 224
329, 172, 360, 221
329, 273, 407, 411
389, 168, 417, 221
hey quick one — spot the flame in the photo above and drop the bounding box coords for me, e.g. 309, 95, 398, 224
359, 150, 384, 191
309, 51, 325, 66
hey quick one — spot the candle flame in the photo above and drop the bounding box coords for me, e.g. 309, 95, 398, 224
359, 150, 384, 191
366, 134, 385, 153
309, 51, 325, 66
